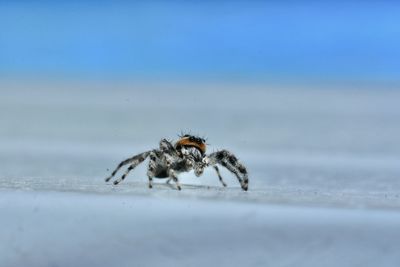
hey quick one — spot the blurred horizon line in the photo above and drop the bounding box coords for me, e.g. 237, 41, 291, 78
1, 76, 399, 91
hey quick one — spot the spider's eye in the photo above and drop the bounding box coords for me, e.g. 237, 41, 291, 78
189, 136, 194, 141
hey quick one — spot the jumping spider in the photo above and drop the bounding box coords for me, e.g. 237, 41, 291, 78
105, 134, 249, 191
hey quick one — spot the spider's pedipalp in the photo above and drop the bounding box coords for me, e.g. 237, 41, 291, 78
208, 150, 249, 191
105, 151, 150, 184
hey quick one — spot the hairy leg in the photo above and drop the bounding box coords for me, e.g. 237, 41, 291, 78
208, 150, 249, 191
159, 138, 176, 154
147, 175, 153, 188
105, 151, 150, 183
168, 169, 181, 190
113, 164, 134, 185
146, 151, 161, 189
213, 166, 227, 187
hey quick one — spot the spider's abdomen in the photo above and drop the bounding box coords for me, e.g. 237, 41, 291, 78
152, 159, 190, 178
154, 168, 169, 178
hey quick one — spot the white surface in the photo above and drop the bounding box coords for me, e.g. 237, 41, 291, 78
2, 190, 400, 267
1, 82, 400, 266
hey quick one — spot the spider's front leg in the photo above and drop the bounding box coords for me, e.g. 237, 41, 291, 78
213, 166, 227, 187
207, 150, 249, 191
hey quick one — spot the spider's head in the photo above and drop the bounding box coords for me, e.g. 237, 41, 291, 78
193, 157, 209, 177
176, 134, 207, 177
175, 134, 206, 155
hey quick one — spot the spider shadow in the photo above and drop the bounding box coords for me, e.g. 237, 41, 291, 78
106, 179, 234, 192
154, 181, 228, 191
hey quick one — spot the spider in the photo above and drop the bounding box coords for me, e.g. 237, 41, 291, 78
105, 134, 249, 191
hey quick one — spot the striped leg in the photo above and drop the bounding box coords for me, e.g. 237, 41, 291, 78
146, 153, 159, 189
208, 150, 249, 191
113, 164, 135, 185
213, 166, 227, 187
106, 151, 150, 184
147, 175, 153, 188
168, 169, 181, 190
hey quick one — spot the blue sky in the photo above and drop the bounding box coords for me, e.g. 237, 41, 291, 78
0, 1, 399, 82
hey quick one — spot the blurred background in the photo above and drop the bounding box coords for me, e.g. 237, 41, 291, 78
1, 0, 400, 196
2, 1, 400, 267
1, 1, 399, 82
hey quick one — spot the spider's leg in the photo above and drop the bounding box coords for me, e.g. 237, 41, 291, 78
108, 151, 151, 185
168, 169, 181, 190
165, 178, 172, 184
213, 166, 227, 187
105, 151, 150, 182
159, 138, 176, 154
105, 158, 134, 182
146, 151, 160, 189
113, 164, 134, 185
147, 175, 153, 189
208, 150, 249, 191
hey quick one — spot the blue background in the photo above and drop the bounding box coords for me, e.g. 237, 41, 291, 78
1, 1, 399, 83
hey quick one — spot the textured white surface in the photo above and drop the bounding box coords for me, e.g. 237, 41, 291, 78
1, 82, 400, 266
2, 191, 400, 267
